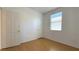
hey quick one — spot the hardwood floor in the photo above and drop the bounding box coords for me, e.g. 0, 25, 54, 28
1, 38, 79, 51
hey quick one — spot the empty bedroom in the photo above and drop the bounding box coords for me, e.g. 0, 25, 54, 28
0, 7, 79, 51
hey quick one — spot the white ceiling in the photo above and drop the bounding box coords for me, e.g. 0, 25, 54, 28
3, 7, 57, 14
30, 7, 56, 13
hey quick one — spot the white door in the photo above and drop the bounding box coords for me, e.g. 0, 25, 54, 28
6, 10, 21, 48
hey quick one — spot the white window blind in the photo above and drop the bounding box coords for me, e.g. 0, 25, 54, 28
50, 12, 62, 31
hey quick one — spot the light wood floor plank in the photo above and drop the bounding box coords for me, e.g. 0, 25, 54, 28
1, 38, 79, 51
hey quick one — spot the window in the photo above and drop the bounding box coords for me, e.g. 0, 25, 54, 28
50, 12, 62, 31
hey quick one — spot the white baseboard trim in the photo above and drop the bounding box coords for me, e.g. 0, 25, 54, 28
44, 37, 79, 49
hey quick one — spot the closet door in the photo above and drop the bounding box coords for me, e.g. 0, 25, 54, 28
6, 10, 21, 48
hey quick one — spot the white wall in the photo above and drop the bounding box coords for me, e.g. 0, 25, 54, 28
0, 8, 1, 49
1, 9, 7, 48
1, 7, 42, 49
43, 7, 79, 48
19, 8, 42, 43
